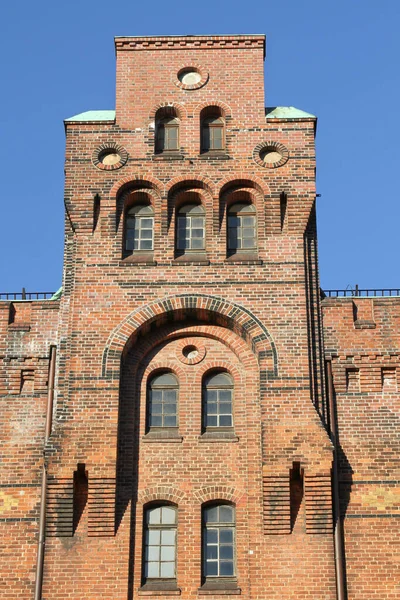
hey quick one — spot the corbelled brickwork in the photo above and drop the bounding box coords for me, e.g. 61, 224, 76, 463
0, 33, 398, 600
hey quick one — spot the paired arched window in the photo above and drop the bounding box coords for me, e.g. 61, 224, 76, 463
143, 505, 177, 581
227, 203, 257, 254
176, 204, 206, 253
147, 372, 179, 429
203, 372, 233, 430
203, 503, 236, 579
124, 204, 154, 254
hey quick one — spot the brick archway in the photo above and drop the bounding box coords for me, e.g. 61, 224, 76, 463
101, 293, 278, 378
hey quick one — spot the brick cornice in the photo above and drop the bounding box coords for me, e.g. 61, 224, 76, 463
115, 35, 265, 55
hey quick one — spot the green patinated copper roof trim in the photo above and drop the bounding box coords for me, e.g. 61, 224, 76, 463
50, 287, 63, 301
65, 110, 116, 122
265, 106, 316, 119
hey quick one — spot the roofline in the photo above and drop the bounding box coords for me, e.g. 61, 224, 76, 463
114, 34, 265, 39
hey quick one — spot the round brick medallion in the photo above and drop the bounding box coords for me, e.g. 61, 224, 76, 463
92, 143, 128, 171
176, 338, 206, 365
175, 65, 209, 90
253, 141, 289, 169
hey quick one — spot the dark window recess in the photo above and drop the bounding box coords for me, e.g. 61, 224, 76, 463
73, 463, 88, 533
280, 191, 287, 231
93, 194, 100, 233
290, 462, 304, 531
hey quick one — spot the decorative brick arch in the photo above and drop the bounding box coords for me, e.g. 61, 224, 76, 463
138, 485, 186, 506
101, 293, 278, 378
149, 101, 187, 120
193, 485, 245, 505
110, 174, 164, 200
166, 175, 216, 198
194, 100, 233, 120
218, 173, 270, 197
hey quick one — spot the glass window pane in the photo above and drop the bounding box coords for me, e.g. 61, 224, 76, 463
206, 390, 217, 401
164, 403, 176, 414
141, 229, 153, 239
242, 227, 255, 238
151, 389, 162, 400
151, 403, 162, 414
148, 530, 160, 544
220, 561, 234, 576
191, 238, 204, 249
206, 373, 233, 387
164, 390, 177, 401
242, 238, 256, 248
192, 217, 204, 228
161, 530, 175, 545
205, 561, 218, 576
242, 216, 255, 226
205, 528, 218, 543
206, 403, 217, 415
161, 507, 176, 524
164, 415, 177, 427
206, 415, 218, 427
205, 507, 219, 523
192, 228, 204, 238
219, 506, 233, 522
220, 545, 234, 559
160, 562, 175, 578
150, 415, 162, 427
219, 415, 233, 427
147, 546, 160, 561
141, 218, 153, 228
148, 508, 161, 525
219, 390, 232, 401
161, 546, 175, 561
206, 545, 218, 559
220, 529, 233, 544
212, 126, 223, 149
219, 403, 232, 414
146, 562, 159, 578
140, 240, 153, 250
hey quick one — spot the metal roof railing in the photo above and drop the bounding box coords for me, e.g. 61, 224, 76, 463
0, 290, 56, 301
322, 288, 400, 298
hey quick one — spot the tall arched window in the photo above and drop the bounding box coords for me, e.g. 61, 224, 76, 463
155, 117, 179, 153
148, 372, 179, 430
176, 204, 205, 253
124, 204, 154, 255
203, 503, 235, 580
143, 504, 177, 582
203, 372, 233, 430
227, 203, 257, 255
201, 116, 225, 152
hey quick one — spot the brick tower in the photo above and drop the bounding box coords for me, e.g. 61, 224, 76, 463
1, 34, 398, 600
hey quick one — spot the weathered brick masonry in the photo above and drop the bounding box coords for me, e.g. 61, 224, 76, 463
0, 34, 398, 600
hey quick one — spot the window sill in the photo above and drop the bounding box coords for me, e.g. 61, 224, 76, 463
226, 254, 261, 264
142, 430, 183, 443
199, 431, 239, 443
120, 253, 156, 266
173, 254, 209, 266
198, 581, 240, 595
138, 583, 181, 596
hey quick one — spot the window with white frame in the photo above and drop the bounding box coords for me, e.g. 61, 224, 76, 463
143, 505, 177, 581
227, 203, 257, 253
125, 204, 154, 254
203, 504, 235, 579
176, 204, 205, 252
203, 372, 233, 430
148, 372, 178, 429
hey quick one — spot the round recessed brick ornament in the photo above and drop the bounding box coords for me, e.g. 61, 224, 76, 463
92, 143, 128, 171
176, 338, 207, 365
253, 141, 289, 168
175, 65, 209, 90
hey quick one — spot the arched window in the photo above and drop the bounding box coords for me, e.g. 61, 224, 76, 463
143, 505, 177, 581
227, 203, 257, 254
201, 116, 225, 152
155, 117, 179, 153
148, 372, 178, 429
203, 503, 235, 579
176, 204, 205, 253
124, 204, 154, 255
203, 372, 233, 430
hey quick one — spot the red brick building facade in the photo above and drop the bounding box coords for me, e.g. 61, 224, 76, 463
1, 35, 398, 600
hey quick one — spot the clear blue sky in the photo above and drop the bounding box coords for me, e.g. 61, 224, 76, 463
1, 0, 399, 293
